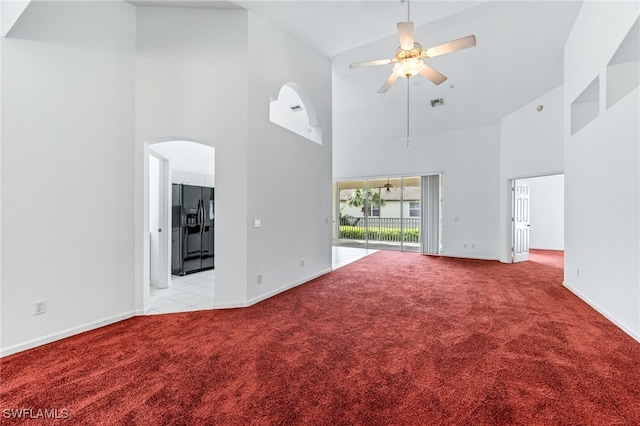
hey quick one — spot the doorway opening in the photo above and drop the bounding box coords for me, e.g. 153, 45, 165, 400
509, 174, 564, 263
333, 175, 441, 254
145, 140, 216, 314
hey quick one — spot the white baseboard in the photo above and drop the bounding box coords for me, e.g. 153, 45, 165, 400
0, 311, 136, 358
441, 253, 500, 261
2, 270, 334, 355
247, 268, 333, 306
214, 268, 333, 309
563, 280, 640, 344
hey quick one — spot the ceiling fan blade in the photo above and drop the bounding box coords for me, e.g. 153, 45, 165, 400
378, 73, 399, 93
350, 58, 393, 68
419, 65, 447, 85
397, 22, 415, 50
424, 35, 477, 58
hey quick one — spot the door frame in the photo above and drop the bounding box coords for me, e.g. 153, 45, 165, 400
333, 174, 441, 253
148, 149, 171, 290
139, 138, 216, 313
511, 179, 531, 263
506, 172, 564, 263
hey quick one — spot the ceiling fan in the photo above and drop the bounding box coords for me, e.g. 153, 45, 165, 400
350, 0, 476, 93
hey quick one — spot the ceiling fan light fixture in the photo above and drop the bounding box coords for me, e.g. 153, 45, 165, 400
393, 57, 424, 78
384, 178, 393, 192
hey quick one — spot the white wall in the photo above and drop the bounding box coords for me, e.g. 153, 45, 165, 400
246, 13, 333, 303
1, 1, 136, 354
526, 174, 564, 251
435, 126, 501, 260
135, 8, 333, 308
333, 73, 568, 263
135, 7, 249, 308
563, 1, 640, 341
333, 109, 502, 259
1, 3, 335, 355
501, 86, 564, 178
1, 0, 30, 37
499, 86, 565, 261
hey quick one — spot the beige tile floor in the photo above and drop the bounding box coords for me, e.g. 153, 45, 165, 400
146, 247, 376, 315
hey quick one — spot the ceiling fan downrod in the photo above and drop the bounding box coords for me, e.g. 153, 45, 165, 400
402, 0, 411, 22
406, 78, 410, 149
405, 0, 412, 149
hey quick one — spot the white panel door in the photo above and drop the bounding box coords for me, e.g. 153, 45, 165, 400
513, 180, 530, 262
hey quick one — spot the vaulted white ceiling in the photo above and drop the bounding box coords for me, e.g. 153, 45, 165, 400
235, 0, 489, 57
330, 1, 583, 136
131, 0, 583, 135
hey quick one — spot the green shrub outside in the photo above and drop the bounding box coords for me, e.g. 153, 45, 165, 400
339, 225, 420, 242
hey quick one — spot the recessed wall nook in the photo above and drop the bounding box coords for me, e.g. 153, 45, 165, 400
269, 82, 322, 144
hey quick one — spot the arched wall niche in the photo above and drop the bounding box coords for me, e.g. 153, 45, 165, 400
269, 82, 322, 144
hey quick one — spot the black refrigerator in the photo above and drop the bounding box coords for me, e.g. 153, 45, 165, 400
172, 184, 214, 275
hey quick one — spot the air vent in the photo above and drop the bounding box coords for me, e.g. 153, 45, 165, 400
290, 105, 304, 112
430, 98, 444, 107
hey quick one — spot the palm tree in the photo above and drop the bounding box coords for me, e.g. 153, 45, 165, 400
346, 188, 385, 216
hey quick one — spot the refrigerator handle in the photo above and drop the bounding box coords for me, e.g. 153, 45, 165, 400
198, 199, 204, 234
201, 200, 206, 233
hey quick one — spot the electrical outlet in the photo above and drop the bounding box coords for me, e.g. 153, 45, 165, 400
471, 243, 476, 249
257, 274, 263, 284
33, 300, 46, 315
300, 260, 305, 267
576, 268, 580, 277
463, 243, 468, 249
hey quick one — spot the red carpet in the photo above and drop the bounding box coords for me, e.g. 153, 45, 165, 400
2, 250, 640, 425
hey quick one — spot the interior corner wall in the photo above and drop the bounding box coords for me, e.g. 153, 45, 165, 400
245, 12, 333, 303
135, 7, 249, 308
1, 1, 136, 354
563, 1, 640, 341
499, 86, 565, 261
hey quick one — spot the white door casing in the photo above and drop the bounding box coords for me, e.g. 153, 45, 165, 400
149, 151, 171, 290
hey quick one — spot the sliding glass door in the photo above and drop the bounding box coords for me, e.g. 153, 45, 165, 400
336, 179, 370, 249
335, 176, 437, 253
